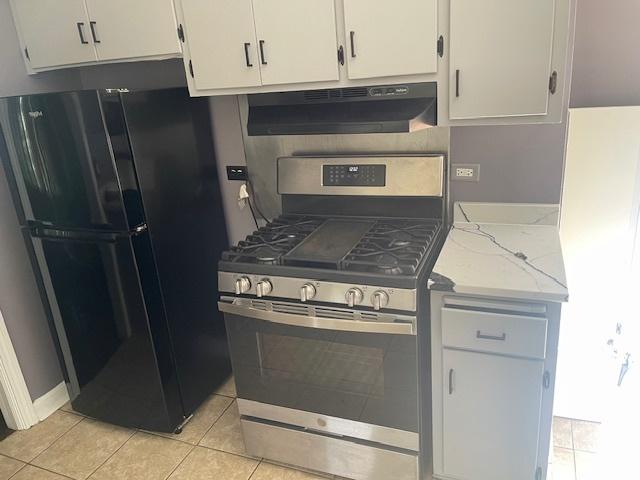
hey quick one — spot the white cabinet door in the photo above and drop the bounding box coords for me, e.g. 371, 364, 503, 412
449, 0, 555, 120
343, 0, 437, 80
442, 349, 544, 480
85, 0, 181, 62
178, 0, 262, 90
10, 0, 97, 69
252, 0, 339, 86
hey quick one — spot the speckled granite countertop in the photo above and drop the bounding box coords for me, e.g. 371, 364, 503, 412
429, 203, 569, 303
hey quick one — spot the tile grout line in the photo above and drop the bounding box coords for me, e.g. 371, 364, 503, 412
161, 443, 197, 480
0, 413, 86, 468
6, 461, 26, 480
570, 420, 578, 480
196, 398, 236, 447
246, 458, 263, 480
84, 427, 138, 479
29, 416, 87, 468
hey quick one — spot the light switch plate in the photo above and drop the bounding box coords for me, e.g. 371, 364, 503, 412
452, 164, 480, 182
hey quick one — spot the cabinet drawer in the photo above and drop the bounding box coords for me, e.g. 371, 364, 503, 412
441, 307, 547, 359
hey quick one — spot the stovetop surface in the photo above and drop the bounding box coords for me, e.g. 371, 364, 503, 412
221, 214, 443, 280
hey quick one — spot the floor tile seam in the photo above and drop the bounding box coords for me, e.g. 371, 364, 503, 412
197, 400, 236, 445
84, 428, 137, 479
162, 443, 196, 480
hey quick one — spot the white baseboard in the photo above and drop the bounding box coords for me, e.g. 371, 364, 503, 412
33, 382, 69, 422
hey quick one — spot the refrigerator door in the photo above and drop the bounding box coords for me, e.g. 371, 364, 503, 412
0, 92, 140, 231
30, 226, 184, 432
117, 88, 231, 415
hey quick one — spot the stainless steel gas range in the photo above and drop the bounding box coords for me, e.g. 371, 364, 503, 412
218, 155, 448, 480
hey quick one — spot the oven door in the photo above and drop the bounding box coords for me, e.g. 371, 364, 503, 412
219, 297, 419, 450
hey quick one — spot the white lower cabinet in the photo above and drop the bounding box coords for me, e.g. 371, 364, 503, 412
432, 294, 559, 480
441, 349, 544, 480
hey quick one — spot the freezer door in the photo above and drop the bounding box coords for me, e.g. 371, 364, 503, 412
0, 92, 135, 230
30, 227, 184, 432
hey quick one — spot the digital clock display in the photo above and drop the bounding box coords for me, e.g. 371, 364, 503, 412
322, 164, 386, 187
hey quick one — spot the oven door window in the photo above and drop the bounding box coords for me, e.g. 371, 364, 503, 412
225, 314, 418, 433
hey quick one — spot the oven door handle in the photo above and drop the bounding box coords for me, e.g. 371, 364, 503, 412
218, 301, 416, 336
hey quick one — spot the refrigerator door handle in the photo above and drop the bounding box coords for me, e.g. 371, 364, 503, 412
30, 227, 120, 243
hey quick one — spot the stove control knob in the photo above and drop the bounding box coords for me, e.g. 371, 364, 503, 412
256, 279, 273, 298
235, 277, 252, 295
345, 288, 364, 307
300, 284, 317, 302
372, 290, 390, 311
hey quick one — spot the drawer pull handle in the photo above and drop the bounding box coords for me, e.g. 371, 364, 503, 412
476, 330, 506, 341
448, 368, 454, 394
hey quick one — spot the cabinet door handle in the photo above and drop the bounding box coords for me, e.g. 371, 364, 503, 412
259, 40, 267, 65
477, 330, 507, 341
244, 43, 253, 67
89, 21, 100, 43
349, 31, 356, 58
455, 69, 460, 97
448, 368, 454, 394
77, 22, 88, 44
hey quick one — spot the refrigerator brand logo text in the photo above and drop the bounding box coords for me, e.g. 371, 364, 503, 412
28, 111, 43, 119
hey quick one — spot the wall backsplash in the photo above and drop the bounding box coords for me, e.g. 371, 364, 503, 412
237, 96, 450, 219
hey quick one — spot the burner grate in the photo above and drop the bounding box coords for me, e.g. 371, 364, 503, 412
221, 215, 441, 276
342, 219, 441, 275
221, 216, 325, 264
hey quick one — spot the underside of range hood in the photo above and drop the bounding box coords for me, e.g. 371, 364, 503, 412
247, 82, 437, 136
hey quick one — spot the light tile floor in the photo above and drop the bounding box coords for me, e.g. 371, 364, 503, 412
550, 416, 603, 480
0, 377, 331, 480
0, 383, 607, 480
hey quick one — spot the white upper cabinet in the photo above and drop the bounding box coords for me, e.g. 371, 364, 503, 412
178, 0, 262, 90
84, 0, 181, 62
343, 0, 438, 80
11, 0, 97, 69
442, 348, 544, 480
251, 0, 339, 86
449, 0, 556, 120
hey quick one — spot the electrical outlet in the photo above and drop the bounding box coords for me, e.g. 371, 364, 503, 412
226, 166, 248, 181
452, 164, 480, 182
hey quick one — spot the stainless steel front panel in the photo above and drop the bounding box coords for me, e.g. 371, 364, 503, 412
238, 399, 419, 451
219, 297, 416, 335
278, 155, 445, 197
218, 271, 418, 312
241, 418, 419, 480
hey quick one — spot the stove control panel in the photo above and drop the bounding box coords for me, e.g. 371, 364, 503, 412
219, 273, 417, 312
322, 164, 386, 187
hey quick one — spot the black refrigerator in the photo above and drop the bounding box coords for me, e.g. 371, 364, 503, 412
0, 88, 231, 433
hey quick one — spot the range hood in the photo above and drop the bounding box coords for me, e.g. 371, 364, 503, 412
247, 82, 437, 136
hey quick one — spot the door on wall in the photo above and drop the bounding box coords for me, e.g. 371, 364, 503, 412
557, 107, 640, 422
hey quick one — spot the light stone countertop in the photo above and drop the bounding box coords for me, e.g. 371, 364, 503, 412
429, 202, 569, 303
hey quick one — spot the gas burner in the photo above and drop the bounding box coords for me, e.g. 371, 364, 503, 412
221, 215, 325, 264
342, 219, 441, 275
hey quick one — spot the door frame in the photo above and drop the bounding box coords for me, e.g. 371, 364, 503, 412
0, 309, 40, 430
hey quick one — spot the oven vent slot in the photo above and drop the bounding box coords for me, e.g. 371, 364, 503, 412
248, 300, 269, 311
315, 308, 355, 320
271, 302, 309, 316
